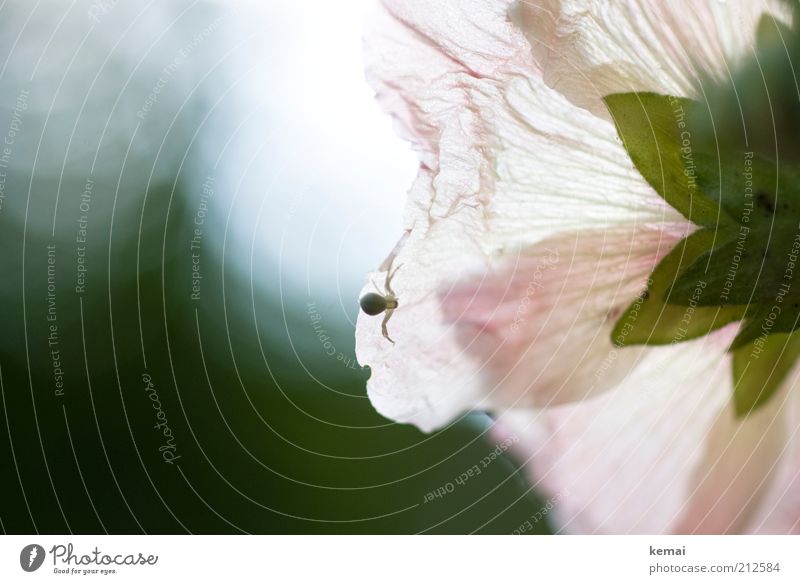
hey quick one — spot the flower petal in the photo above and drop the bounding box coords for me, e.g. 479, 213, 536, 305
364, 0, 535, 169
672, 383, 790, 533
511, 0, 791, 114
495, 332, 735, 533
357, 222, 688, 432
489, 76, 685, 246
440, 225, 688, 411
743, 377, 800, 534
359, 0, 693, 431
496, 327, 800, 533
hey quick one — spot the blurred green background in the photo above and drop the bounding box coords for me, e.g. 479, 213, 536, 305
0, 184, 549, 534
0, 0, 550, 535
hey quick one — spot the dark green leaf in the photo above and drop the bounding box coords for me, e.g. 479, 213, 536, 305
732, 303, 800, 349
671, 153, 800, 308
611, 229, 745, 346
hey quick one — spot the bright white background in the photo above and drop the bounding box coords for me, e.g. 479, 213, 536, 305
221, 0, 415, 304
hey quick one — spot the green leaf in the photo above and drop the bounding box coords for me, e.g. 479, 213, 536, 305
670, 153, 800, 309
732, 330, 800, 416
604, 92, 730, 228
731, 303, 800, 349
689, 13, 800, 163
756, 12, 794, 55
611, 229, 745, 346
605, 16, 800, 417
670, 235, 768, 306
692, 152, 791, 224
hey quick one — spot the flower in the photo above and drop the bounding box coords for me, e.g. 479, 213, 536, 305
356, 0, 799, 533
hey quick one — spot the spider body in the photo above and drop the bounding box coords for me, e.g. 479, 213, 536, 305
359, 292, 397, 315
359, 263, 402, 343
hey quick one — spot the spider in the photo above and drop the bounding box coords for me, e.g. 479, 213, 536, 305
359, 263, 403, 344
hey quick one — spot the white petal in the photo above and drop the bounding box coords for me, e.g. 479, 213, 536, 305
496, 332, 735, 533
673, 383, 790, 533
359, 0, 695, 431
356, 172, 486, 432
357, 221, 688, 431
364, 0, 535, 170
743, 377, 800, 534
489, 75, 684, 248
511, 0, 792, 114
497, 327, 800, 534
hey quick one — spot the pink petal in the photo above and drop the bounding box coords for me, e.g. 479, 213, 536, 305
440, 225, 688, 411
358, 223, 685, 431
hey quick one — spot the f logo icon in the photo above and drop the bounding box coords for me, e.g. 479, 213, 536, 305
20, 544, 45, 572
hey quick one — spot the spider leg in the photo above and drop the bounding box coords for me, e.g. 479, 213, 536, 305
381, 308, 395, 344
370, 278, 383, 295
385, 263, 404, 296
